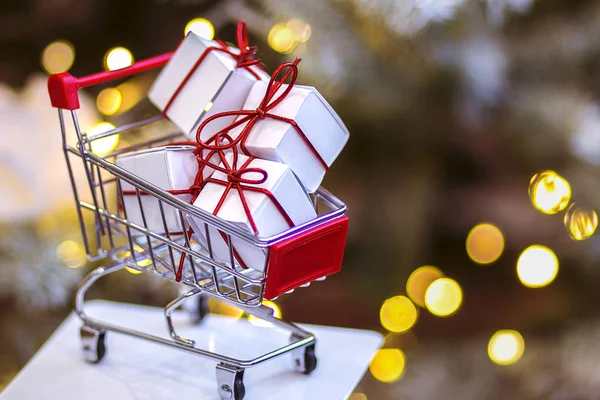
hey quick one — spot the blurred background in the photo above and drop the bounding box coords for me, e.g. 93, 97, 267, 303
2, 0, 600, 398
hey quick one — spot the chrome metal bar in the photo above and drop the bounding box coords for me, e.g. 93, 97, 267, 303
70, 111, 106, 240
83, 151, 346, 247
164, 288, 202, 346
102, 132, 184, 159
179, 210, 198, 285
75, 264, 314, 368
87, 115, 163, 141
204, 223, 221, 294
135, 188, 157, 272
78, 202, 265, 285
227, 233, 243, 302
116, 180, 138, 266
96, 164, 115, 252
158, 201, 178, 276
59, 110, 91, 256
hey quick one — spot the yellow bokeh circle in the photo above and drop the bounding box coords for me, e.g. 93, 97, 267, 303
424, 278, 463, 317
104, 47, 134, 71
42, 40, 75, 74
369, 349, 406, 383
380, 296, 418, 333
96, 87, 122, 116
466, 223, 505, 265
406, 266, 443, 308
488, 330, 525, 366
564, 204, 598, 241
268, 23, 298, 54
529, 170, 571, 214
516, 245, 558, 288
184, 18, 215, 40
56, 240, 86, 268
89, 122, 119, 156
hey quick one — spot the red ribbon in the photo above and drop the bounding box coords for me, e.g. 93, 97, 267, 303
194, 58, 329, 173
120, 140, 295, 280
172, 143, 295, 278
163, 21, 264, 119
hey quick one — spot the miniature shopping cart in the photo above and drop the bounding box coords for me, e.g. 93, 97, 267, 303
47, 52, 349, 400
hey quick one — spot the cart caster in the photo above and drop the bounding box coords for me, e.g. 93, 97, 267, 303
216, 364, 245, 400
80, 326, 106, 364
290, 335, 318, 375
183, 294, 209, 325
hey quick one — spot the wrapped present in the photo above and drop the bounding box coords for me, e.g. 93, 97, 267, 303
195, 59, 349, 193
116, 146, 199, 234
187, 150, 317, 272
148, 21, 269, 139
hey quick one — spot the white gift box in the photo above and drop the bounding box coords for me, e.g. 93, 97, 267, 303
116, 146, 198, 235
228, 81, 349, 192
148, 31, 269, 139
188, 153, 317, 272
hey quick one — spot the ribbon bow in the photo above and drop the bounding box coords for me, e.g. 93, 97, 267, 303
163, 21, 264, 118
202, 144, 295, 235
193, 58, 329, 175
171, 142, 294, 279
219, 21, 261, 71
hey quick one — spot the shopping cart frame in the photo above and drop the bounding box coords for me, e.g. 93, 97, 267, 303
49, 51, 349, 400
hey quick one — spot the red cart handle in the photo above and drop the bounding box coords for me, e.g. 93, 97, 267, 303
48, 52, 173, 110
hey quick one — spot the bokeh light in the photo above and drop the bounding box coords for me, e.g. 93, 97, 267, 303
268, 23, 298, 54
125, 266, 142, 274
248, 300, 281, 327
184, 18, 215, 40
117, 81, 144, 114
488, 330, 525, 366
380, 295, 418, 333
56, 240, 86, 268
208, 298, 244, 319
529, 170, 571, 214
425, 278, 463, 317
406, 266, 443, 307
466, 223, 505, 265
517, 245, 558, 288
96, 87, 122, 116
348, 394, 367, 400
42, 40, 75, 74
564, 204, 598, 241
369, 348, 406, 383
136, 258, 152, 267
104, 47, 134, 71
286, 18, 312, 42
89, 122, 119, 156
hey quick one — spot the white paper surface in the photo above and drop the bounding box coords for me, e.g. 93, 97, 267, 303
116, 146, 197, 234
229, 82, 350, 192
0, 300, 383, 400
188, 153, 316, 271
148, 32, 269, 139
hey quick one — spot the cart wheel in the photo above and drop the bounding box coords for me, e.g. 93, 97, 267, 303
291, 337, 318, 375
80, 326, 106, 364
216, 364, 245, 400
233, 373, 245, 400
183, 294, 209, 325
302, 344, 318, 375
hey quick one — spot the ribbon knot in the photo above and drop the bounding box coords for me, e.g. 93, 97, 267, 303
227, 167, 268, 185
163, 21, 264, 119
194, 58, 330, 173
